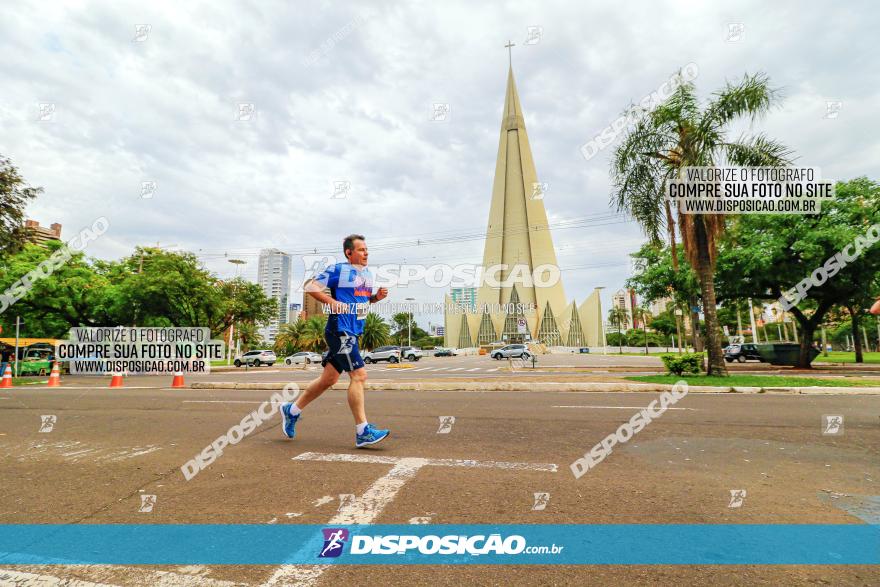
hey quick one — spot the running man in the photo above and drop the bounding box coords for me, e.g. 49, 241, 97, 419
279, 234, 390, 447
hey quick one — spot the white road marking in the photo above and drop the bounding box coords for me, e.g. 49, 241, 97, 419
553, 405, 696, 411
209, 370, 280, 375
267, 452, 558, 585
488, 368, 499, 372
466, 368, 481, 372
448, 367, 466, 372
183, 400, 264, 404
312, 495, 335, 507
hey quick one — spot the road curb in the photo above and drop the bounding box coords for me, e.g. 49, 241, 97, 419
189, 381, 880, 395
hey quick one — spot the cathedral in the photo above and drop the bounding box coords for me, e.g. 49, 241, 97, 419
443, 63, 603, 349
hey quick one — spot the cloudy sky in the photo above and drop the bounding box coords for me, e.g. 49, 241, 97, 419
2, 0, 877, 328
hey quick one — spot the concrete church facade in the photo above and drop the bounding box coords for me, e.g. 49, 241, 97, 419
443, 65, 603, 349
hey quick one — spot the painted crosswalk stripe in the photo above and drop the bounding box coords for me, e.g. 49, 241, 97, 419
466, 368, 481, 372
448, 368, 466, 372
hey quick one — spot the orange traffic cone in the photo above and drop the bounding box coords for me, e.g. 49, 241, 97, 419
47, 362, 61, 387
0, 364, 12, 388
170, 371, 185, 388
109, 371, 124, 388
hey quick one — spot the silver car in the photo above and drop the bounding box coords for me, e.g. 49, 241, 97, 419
489, 344, 531, 360
234, 349, 276, 367
284, 351, 322, 366
401, 346, 424, 361
363, 345, 401, 364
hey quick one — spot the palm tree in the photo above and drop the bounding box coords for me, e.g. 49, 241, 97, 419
274, 320, 306, 356
361, 313, 390, 351
611, 72, 791, 375
633, 306, 652, 355
298, 316, 328, 352
608, 307, 630, 354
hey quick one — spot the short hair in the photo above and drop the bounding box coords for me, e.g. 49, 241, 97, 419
343, 234, 366, 258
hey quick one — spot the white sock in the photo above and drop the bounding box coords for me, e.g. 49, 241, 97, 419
356, 422, 368, 435
289, 404, 302, 416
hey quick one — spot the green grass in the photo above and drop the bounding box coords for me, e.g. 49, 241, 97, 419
625, 374, 879, 387
812, 351, 880, 364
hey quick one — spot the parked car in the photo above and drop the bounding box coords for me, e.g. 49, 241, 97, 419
433, 347, 455, 357
234, 349, 276, 367
489, 344, 531, 360
401, 346, 424, 361
284, 351, 322, 366
363, 346, 401, 364
724, 343, 763, 363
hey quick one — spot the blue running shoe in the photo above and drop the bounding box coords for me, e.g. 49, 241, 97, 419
356, 423, 390, 447
280, 403, 301, 439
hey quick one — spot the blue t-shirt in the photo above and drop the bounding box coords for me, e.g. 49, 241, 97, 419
314, 262, 374, 336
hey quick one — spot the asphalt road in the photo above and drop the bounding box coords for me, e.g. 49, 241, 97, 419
1, 381, 878, 586
32, 352, 880, 390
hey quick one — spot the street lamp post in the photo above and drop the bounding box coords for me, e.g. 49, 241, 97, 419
594, 287, 607, 355
405, 297, 416, 347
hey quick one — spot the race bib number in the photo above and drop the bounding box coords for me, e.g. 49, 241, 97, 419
355, 302, 370, 321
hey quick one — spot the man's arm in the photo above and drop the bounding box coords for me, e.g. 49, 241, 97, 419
871, 297, 880, 316
370, 287, 388, 304
305, 279, 345, 313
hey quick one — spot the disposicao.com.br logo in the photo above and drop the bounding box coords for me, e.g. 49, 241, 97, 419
319, 529, 563, 558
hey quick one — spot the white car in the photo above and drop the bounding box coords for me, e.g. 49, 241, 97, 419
234, 349, 276, 367
284, 351, 323, 366
401, 346, 424, 361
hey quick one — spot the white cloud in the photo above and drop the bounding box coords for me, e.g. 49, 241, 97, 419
1, 0, 876, 325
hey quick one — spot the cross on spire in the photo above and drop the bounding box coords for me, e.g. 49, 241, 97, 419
505, 40, 515, 67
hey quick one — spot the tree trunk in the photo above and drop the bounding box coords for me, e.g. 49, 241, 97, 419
797, 321, 817, 368
665, 201, 679, 271
849, 306, 863, 363
692, 219, 726, 376
688, 296, 703, 352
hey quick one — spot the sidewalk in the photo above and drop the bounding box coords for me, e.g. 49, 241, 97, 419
190, 379, 880, 395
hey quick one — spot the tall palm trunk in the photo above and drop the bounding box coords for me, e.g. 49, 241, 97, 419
692, 217, 727, 375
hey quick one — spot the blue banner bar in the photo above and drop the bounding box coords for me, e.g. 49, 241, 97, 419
0, 524, 877, 565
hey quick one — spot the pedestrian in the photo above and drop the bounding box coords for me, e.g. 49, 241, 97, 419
279, 234, 391, 447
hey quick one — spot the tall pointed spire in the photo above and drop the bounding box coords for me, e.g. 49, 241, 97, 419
443, 61, 593, 349
474, 63, 568, 339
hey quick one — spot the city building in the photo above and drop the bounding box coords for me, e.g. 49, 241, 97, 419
24, 220, 62, 246
443, 63, 601, 349
612, 288, 639, 329
256, 248, 291, 343
450, 287, 477, 311
288, 303, 302, 323
301, 279, 328, 320
649, 297, 670, 317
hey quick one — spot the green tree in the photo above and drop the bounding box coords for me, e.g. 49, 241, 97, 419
612, 72, 791, 375
0, 242, 113, 337
361, 312, 390, 351
715, 178, 880, 367
607, 307, 629, 354
632, 306, 652, 354
274, 320, 307, 356
0, 156, 43, 256
297, 316, 328, 352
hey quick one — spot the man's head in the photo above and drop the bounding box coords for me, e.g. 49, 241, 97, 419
343, 234, 368, 265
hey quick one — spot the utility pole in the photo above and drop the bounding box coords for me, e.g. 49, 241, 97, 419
405, 297, 416, 348
13, 316, 22, 377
